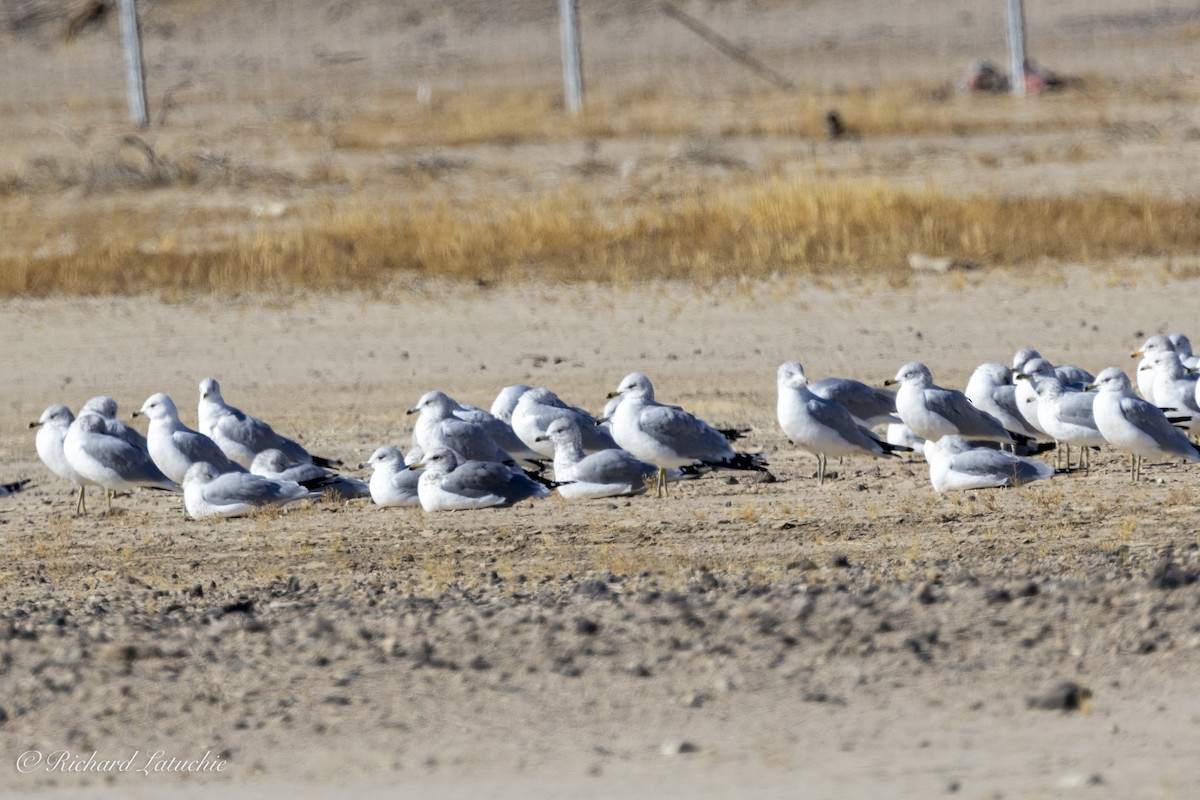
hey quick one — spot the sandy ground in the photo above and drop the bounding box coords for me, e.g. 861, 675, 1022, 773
3, 269, 1200, 799
3, 1, 1200, 798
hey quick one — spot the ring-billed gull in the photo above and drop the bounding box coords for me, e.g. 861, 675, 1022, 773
1138, 350, 1200, 430
535, 416, 684, 499
1030, 376, 1105, 471
64, 414, 179, 512
965, 363, 1042, 440
1011, 349, 1093, 388
1130, 335, 1177, 403
924, 435, 1054, 494
198, 378, 341, 469
776, 362, 908, 484
1013, 358, 1057, 440
512, 387, 618, 459
182, 462, 316, 520
410, 446, 550, 512
361, 446, 422, 507
30, 404, 89, 514
407, 391, 515, 466
1168, 333, 1200, 369
608, 372, 766, 496
885, 362, 1030, 446
1087, 367, 1200, 481
81, 395, 148, 451
251, 449, 370, 500
134, 393, 247, 484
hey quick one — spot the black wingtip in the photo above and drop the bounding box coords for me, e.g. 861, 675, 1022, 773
718, 427, 752, 443
702, 452, 769, 472
312, 455, 344, 470
2, 478, 31, 495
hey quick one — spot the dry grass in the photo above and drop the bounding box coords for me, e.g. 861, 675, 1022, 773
2, 77, 1199, 296
3, 178, 1198, 296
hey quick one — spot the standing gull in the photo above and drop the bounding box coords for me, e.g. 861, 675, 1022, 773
1031, 376, 1106, 471
1088, 367, 1200, 481
965, 362, 1042, 440
776, 362, 908, 484
410, 446, 550, 512
1130, 335, 1177, 403
1139, 350, 1200, 431
64, 414, 179, 512
81, 395, 148, 451
198, 378, 341, 470
924, 435, 1054, 494
135, 393, 247, 484
608, 372, 765, 496
30, 404, 89, 514
182, 462, 316, 520
885, 362, 1027, 445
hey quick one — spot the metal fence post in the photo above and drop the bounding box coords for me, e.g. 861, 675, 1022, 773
118, 0, 149, 127
1005, 0, 1027, 97
559, 0, 584, 115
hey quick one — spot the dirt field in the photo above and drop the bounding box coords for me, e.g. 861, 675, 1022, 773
3, 272, 1200, 799
3, 1, 1200, 798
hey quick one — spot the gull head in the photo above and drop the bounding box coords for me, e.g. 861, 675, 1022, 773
199, 378, 223, 403
251, 449, 291, 474
971, 362, 1013, 388
364, 445, 404, 471
1087, 367, 1130, 393
1131, 334, 1174, 359
409, 446, 460, 475
183, 461, 221, 487
776, 361, 808, 390
536, 416, 582, 446
1011, 348, 1042, 372
408, 390, 454, 417
134, 392, 180, 422
32, 404, 74, 430
886, 361, 932, 388
613, 373, 653, 401
81, 395, 119, 419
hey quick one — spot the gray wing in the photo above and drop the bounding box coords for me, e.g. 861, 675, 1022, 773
107, 420, 149, 451
213, 407, 305, 459
89, 435, 177, 488
432, 419, 509, 463
948, 449, 1027, 482
442, 461, 547, 504
572, 449, 657, 485
456, 409, 543, 461
277, 462, 331, 482
950, 449, 1052, 485
174, 429, 246, 473
204, 473, 308, 506
1055, 365, 1095, 387
810, 378, 898, 424
639, 404, 733, 461
1119, 396, 1196, 452
1053, 392, 1099, 429
805, 396, 885, 452
926, 387, 1009, 437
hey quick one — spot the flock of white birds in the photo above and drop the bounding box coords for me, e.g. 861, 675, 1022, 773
12, 332, 1200, 519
